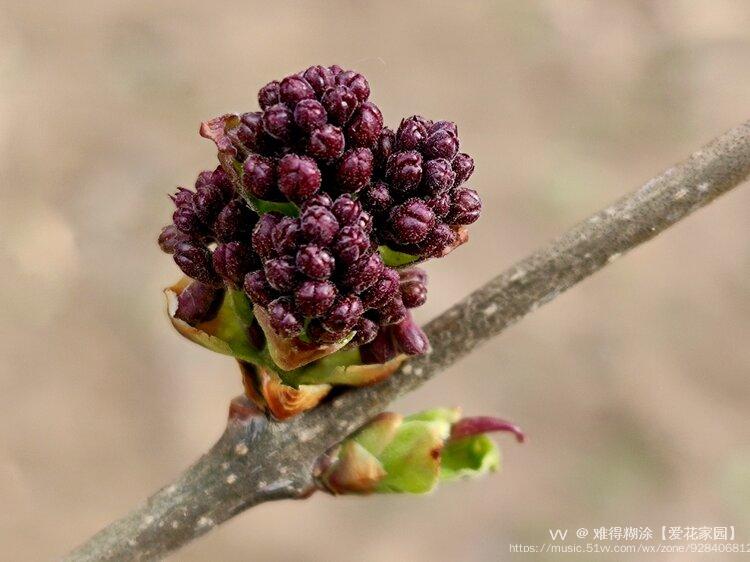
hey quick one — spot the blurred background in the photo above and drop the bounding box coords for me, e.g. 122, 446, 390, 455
1, 1, 749, 560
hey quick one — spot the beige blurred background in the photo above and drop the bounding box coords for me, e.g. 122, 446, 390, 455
1, 1, 749, 560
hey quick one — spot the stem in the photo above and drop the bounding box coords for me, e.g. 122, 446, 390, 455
65, 120, 750, 561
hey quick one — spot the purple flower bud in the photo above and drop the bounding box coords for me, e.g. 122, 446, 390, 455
307, 124, 346, 160
213, 199, 256, 242
236, 112, 265, 151
423, 158, 456, 194
417, 222, 457, 258
192, 184, 227, 224
452, 152, 475, 186
377, 296, 407, 325
389, 199, 436, 244
303, 65, 335, 97
424, 129, 459, 160
279, 75, 315, 107
271, 216, 301, 255
361, 181, 393, 214
307, 319, 348, 344
346, 102, 383, 148
351, 317, 379, 346
296, 244, 335, 279
264, 256, 298, 292
386, 151, 423, 194
344, 251, 384, 293
258, 81, 280, 109
213, 241, 256, 287
356, 210, 373, 234
172, 205, 204, 235
391, 316, 429, 355
175, 281, 224, 325
335, 70, 370, 102
262, 103, 294, 142
300, 205, 340, 245
173, 241, 220, 286
359, 326, 396, 364
267, 297, 303, 338
331, 194, 362, 226
277, 154, 321, 203
400, 267, 427, 285
428, 120, 457, 136
447, 188, 481, 225
242, 155, 277, 199
170, 187, 194, 208
332, 225, 371, 265
361, 267, 400, 310
300, 192, 333, 211
158, 225, 192, 254
396, 116, 428, 151
295, 279, 337, 317
336, 148, 373, 193
194, 172, 214, 190
322, 295, 364, 333
243, 270, 276, 307
425, 192, 452, 221
252, 213, 282, 259
329, 64, 344, 76
321, 86, 358, 126
374, 127, 396, 172
293, 99, 327, 132
400, 269, 428, 308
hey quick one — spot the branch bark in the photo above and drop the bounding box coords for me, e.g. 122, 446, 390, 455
65, 120, 750, 561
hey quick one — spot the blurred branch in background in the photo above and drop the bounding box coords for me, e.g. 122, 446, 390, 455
65, 120, 750, 561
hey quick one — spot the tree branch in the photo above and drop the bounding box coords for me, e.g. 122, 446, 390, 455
65, 120, 750, 561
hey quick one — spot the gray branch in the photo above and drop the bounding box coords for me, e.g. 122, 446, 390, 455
65, 120, 750, 561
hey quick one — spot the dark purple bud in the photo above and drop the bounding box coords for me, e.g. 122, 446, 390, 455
158, 225, 192, 254
361, 267, 400, 310
242, 155, 277, 199
412, 115, 434, 130
277, 154, 321, 203
399, 267, 427, 285
293, 99, 327, 132
361, 181, 393, 214
210, 166, 233, 193
173, 241, 220, 286
423, 158, 456, 194
344, 251, 384, 293
237, 112, 265, 151
243, 270, 276, 307
258, 81, 280, 109
300, 205, 340, 245
295, 279, 337, 317
296, 244, 335, 279
271, 216, 301, 255
192, 184, 226, 224
452, 153, 475, 186
386, 151, 423, 194
321, 86, 359, 125
213, 199, 256, 242
335, 70, 370, 102
329, 64, 344, 76
332, 225, 370, 265
194, 171, 214, 190
331, 194, 362, 226
428, 120, 458, 136
172, 205, 204, 235
213, 241, 256, 287
264, 256, 297, 292
262, 103, 294, 142
447, 188, 481, 225
359, 327, 396, 364
252, 213, 282, 259
303, 65, 335, 97
377, 296, 407, 325
322, 295, 364, 333
425, 192, 452, 220
391, 316, 429, 355
175, 281, 224, 325
417, 223, 457, 258
396, 116, 428, 151
307, 319, 348, 344
399, 267, 428, 308
424, 129, 459, 160
346, 102, 383, 148
279, 75, 315, 107
307, 124, 346, 160
373, 127, 396, 172
356, 210, 373, 234
170, 187, 194, 208
389, 199, 436, 244
336, 148, 373, 193
350, 317, 379, 346
300, 192, 333, 211
267, 297, 303, 338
